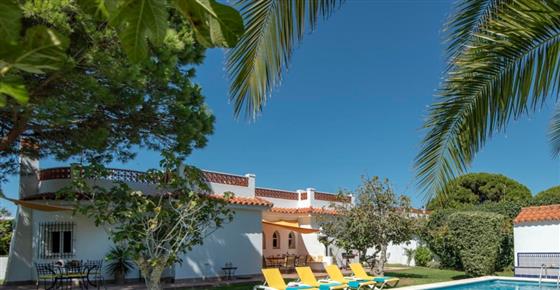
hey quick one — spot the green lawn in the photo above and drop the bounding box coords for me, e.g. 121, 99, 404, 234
195, 267, 514, 289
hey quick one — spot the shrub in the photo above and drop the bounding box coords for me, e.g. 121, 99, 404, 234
427, 260, 441, 269
447, 211, 507, 276
420, 209, 462, 269
414, 246, 433, 267
421, 202, 520, 272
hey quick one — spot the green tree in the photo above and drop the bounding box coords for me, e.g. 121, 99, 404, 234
427, 173, 531, 210
0, 0, 243, 105
533, 186, 560, 205
321, 177, 415, 275
0, 2, 214, 185
67, 161, 234, 290
0, 207, 13, 256
1, 0, 343, 184
415, 0, 560, 196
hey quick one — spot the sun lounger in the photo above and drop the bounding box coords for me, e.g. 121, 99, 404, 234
324, 265, 377, 289
349, 263, 399, 288
295, 266, 347, 290
254, 268, 318, 290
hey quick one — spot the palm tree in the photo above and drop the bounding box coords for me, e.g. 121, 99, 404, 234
416, 0, 560, 196
227, 0, 343, 119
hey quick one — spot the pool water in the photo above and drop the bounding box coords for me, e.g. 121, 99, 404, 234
431, 280, 559, 290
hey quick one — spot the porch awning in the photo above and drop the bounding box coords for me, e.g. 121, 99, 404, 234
262, 220, 320, 234
6, 198, 73, 212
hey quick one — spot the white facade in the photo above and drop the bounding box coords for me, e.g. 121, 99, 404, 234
5, 159, 425, 284
514, 222, 560, 266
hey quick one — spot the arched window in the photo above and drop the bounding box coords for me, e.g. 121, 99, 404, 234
272, 231, 280, 249
288, 232, 296, 249
263, 232, 266, 249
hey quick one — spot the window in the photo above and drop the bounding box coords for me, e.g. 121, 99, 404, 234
288, 232, 296, 249
263, 232, 266, 249
272, 231, 280, 249
38, 222, 75, 259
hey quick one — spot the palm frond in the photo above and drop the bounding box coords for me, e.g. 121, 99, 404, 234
416, 0, 560, 197
444, 0, 507, 61
226, 0, 343, 119
549, 104, 560, 156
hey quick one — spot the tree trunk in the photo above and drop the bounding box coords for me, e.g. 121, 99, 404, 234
137, 259, 165, 290
374, 244, 388, 276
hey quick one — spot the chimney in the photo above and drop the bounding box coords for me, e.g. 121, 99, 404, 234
245, 173, 256, 196
297, 189, 307, 207
19, 139, 39, 199
306, 187, 315, 207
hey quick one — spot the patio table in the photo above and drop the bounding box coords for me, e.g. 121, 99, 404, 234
52, 263, 94, 289
267, 257, 286, 268
221, 266, 238, 280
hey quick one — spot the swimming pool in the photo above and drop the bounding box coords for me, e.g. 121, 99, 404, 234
422, 279, 558, 290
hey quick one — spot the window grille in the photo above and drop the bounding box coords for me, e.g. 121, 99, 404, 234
38, 222, 75, 259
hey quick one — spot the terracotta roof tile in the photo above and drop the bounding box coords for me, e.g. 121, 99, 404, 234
255, 188, 298, 200
514, 204, 560, 224
209, 194, 273, 207
270, 206, 338, 215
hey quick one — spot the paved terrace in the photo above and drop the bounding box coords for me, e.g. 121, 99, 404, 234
0, 270, 359, 290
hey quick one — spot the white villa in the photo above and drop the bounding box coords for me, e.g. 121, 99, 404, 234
5, 157, 426, 284
514, 204, 560, 278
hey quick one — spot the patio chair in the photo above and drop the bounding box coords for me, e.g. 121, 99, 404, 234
35, 263, 58, 290
325, 265, 377, 290
61, 260, 87, 289
254, 268, 318, 290
349, 263, 399, 289
85, 260, 106, 290
295, 266, 346, 290
284, 255, 297, 273
296, 255, 308, 267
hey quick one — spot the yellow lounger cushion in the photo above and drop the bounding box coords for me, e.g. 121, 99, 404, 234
325, 265, 376, 288
295, 267, 346, 290
262, 268, 318, 290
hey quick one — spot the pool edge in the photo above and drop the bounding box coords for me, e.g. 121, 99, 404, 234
396, 276, 558, 290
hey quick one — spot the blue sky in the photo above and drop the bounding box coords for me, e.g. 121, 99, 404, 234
2, 1, 560, 214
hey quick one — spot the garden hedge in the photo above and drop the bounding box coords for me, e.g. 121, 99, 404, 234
447, 211, 507, 276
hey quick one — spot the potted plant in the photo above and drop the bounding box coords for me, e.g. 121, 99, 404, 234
106, 245, 134, 284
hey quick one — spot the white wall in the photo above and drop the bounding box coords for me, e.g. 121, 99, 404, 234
386, 240, 418, 266
175, 207, 262, 279
0, 256, 8, 281
5, 207, 34, 282
514, 222, 560, 266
